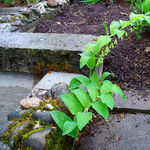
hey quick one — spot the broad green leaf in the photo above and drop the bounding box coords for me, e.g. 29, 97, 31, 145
77, 112, 92, 130
96, 36, 111, 51
71, 88, 91, 108
85, 43, 99, 55
86, 43, 95, 51
110, 21, 121, 36
144, 16, 150, 24
80, 51, 92, 68
100, 80, 113, 95
115, 29, 125, 39
80, 0, 99, 3
61, 93, 83, 115
110, 20, 120, 30
90, 71, 99, 84
87, 55, 96, 70
111, 84, 126, 101
99, 94, 114, 110
80, 51, 96, 70
92, 101, 109, 120
68, 126, 79, 138
62, 121, 77, 136
69, 75, 89, 90
100, 72, 112, 81
120, 20, 130, 29
145, 12, 150, 16
130, 13, 144, 23
91, 44, 99, 55
87, 82, 98, 101
75, 75, 90, 86
68, 116, 79, 138
50, 110, 72, 130
69, 78, 81, 90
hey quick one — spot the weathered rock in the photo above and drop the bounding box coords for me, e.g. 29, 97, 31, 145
45, 104, 53, 110
20, 98, 42, 109
0, 15, 11, 23
32, 2, 48, 15
57, 0, 67, 6
11, 21, 23, 26
47, 0, 67, 7
32, 111, 54, 124
28, 88, 51, 100
10, 12, 20, 16
10, 121, 31, 147
0, 121, 12, 137
145, 47, 150, 53
51, 82, 69, 100
20, 8, 33, 17
0, 142, 10, 150
47, 0, 58, 7
8, 109, 32, 121
23, 127, 53, 150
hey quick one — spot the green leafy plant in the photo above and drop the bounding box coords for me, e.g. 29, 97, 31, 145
3, 0, 39, 6
79, 0, 114, 4
129, 0, 150, 14
80, 0, 101, 4
50, 12, 150, 140
50, 72, 126, 138
3, 0, 12, 5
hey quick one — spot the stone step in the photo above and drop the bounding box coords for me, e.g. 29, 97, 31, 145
79, 113, 150, 150
113, 90, 150, 114
33, 71, 150, 113
0, 32, 98, 74
0, 7, 23, 16
33, 71, 79, 90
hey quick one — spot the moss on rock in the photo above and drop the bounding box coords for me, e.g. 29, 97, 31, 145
45, 128, 73, 150
0, 97, 74, 150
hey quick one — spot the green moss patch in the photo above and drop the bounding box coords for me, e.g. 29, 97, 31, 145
0, 97, 73, 150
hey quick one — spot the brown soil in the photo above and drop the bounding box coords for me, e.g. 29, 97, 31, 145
35, 1, 131, 36
34, 1, 150, 92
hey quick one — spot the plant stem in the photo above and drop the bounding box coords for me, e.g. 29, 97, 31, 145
71, 139, 76, 150
90, 69, 92, 78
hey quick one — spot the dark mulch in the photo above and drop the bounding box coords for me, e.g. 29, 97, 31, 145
35, 1, 131, 36
35, 1, 150, 91
105, 32, 150, 92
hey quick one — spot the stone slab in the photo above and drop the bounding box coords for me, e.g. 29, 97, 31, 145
34, 72, 150, 113
79, 114, 150, 150
0, 23, 19, 32
114, 90, 150, 113
0, 32, 97, 74
0, 7, 24, 16
34, 71, 79, 90
0, 32, 97, 51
